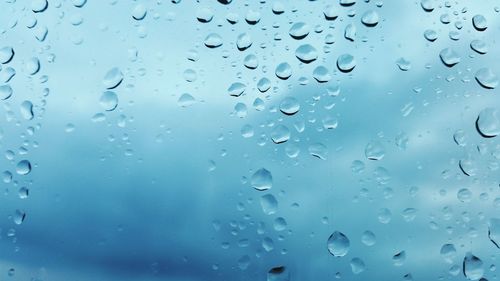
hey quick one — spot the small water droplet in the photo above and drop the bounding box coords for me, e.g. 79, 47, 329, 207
295, 44, 318, 63
20, 101, 34, 120
289, 22, 310, 40
99, 91, 118, 111
0, 47, 14, 64
260, 194, 278, 215
271, 125, 290, 144
204, 33, 223, 48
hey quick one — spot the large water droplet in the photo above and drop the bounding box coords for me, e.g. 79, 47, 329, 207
289, 22, 310, 40
132, 4, 147, 20
424, 29, 437, 41
350, 258, 365, 274
475, 68, 498, 89
472, 15, 487, 31
99, 91, 118, 111
103, 67, 123, 89
361, 230, 376, 246
228, 82, 246, 97
420, 0, 434, 12
295, 44, 318, 63
337, 54, 356, 73
26, 57, 40, 75
439, 48, 460, 67
463, 253, 484, 280
470, 40, 487, 54
16, 160, 31, 175
309, 143, 328, 160
196, 7, 213, 23
177, 93, 196, 108
267, 266, 290, 281
0, 85, 13, 100
275, 63, 292, 80
251, 168, 272, 191
20, 101, 34, 120
13, 210, 26, 225
236, 33, 252, 51
204, 33, 223, 48
0, 47, 14, 64
31, 0, 48, 13
327, 231, 350, 257
271, 125, 290, 144
279, 97, 300, 115
361, 10, 379, 27
344, 24, 356, 41
476, 108, 500, 138
260, 194, 278, 215
365, 141, 385, 160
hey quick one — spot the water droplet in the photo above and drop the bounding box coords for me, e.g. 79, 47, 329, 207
72, 0, 86, 8
476, 108, 500, 137
271, 125, 290, 144
295, 44, 318, 63
393, 251, 406, 266
361, 10, 379, 27
251, 168, 272, 191
472, 15, 487, 31
31, 0, 48, 13
132, 4, 147, 20
350, 258, 366, 274
289, 22, 310, 40
457, 188, 472, 202
440, 243, 457, 262
267, 266, 290, 281
365, 141, 385, 160
439, 48, 460, 67
20, 101, 34, 120
245, 10, 260, 25
243, 54, 258, 69
236, 33, 252, 51
16, 160, 31, 175
228, 82, 246, 97
260, 194, 278, 215
421, 0, 434, 12
396, 57, 411, 71
475, 68, 498, 89
470, 40, 487, 54
273, 217, 287, 231
327, 231, 350, 257
308, 143, 328, 160
0, 47, 14, 64
204, 33, 223, 48
196, 7, 213, 23
279, 97, 300, 115
463, 253, 484, 280
339, 0, 356, 7
26, 57, 40, 75
344, 24, 356, 41
13, 210, 26, 225
313, 66, 331, 83
488, 218, 500, 248
18, 187, 29, 199
257, 78, 271, 93
361, 230, 376, 246
177, 93, 196, 107
275, 63, 292, 80
103, 67, 123, 89
0, 85, 13, 100
99, 91, 118, 111
237, 255, 250, 270
337, 54, 356, 73
424, 29, 437, 41
323, 5, 338, 20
